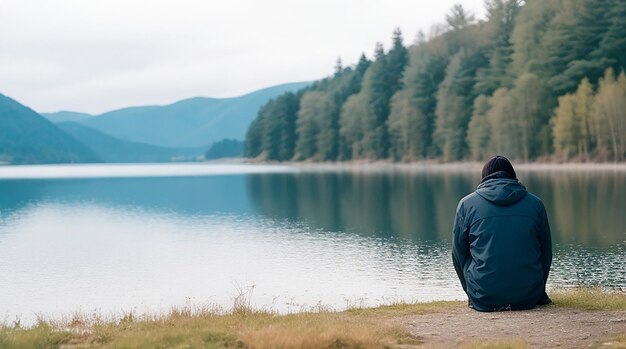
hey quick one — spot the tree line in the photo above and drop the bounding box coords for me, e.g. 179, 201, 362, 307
245, 0, 626, 162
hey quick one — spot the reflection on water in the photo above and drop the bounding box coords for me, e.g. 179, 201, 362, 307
247, 170, 626, 247
0, 165, 624, 324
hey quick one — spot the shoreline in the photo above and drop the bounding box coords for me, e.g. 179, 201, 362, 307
282, 160, 626, 172
2, 288, 624, 348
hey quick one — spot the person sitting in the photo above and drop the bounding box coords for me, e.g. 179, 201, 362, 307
452, 155, 552, 311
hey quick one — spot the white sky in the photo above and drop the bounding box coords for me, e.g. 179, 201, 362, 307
0, 0, 485, 114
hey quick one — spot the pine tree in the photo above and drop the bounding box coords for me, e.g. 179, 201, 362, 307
336, 55, 370, 160
244, 114, 264, 158
361, 42, 387, 158
542, 0, 613, 96
474, 0, 521, 96
334, 57, 343, 76
434, 49, 484, 160
445, 4, 475, 31
261, 93, 299, 161
363, 29, 408, 159
407, 53, 448, 158
510, 0, 558, 76
591, 0, 626, 71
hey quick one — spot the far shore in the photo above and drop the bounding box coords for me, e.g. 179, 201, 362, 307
268, 160, 626, 172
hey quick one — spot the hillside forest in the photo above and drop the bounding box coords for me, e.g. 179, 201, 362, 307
244, 0, 626, 162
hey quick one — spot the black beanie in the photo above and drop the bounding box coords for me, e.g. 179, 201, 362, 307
481, 155, 517, 180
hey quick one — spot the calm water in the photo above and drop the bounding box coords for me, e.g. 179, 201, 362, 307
0, 164, 624, 323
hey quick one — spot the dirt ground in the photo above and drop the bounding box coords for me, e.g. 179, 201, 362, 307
392, 304, 626, 348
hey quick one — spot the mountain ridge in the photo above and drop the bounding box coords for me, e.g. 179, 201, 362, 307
44, 81, 311, 148
0, 93, 101, 164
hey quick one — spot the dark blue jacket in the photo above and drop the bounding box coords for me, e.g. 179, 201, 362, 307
452, 173, 552, 311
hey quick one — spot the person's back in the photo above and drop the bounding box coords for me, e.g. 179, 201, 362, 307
452, 156, 552, 311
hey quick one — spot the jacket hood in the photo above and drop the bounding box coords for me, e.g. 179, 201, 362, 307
476, 176, 527, 206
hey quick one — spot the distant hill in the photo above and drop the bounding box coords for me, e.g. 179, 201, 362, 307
70, 81, 310, 148
0, 94, 101, 164
42, 111, 92, 123
57, 122, 206, 163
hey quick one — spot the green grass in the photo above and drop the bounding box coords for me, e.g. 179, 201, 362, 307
551, 287, 626, 310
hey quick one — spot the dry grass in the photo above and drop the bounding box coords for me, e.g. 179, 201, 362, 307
607, 333, 626, 348
551, 287, 626, 311
1, 288, 624, 348
0, 302, 436, 349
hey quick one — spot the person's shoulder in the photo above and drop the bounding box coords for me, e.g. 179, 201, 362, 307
525, 191, 545, 206
524, 191, 548, 215
457, 191, 481, 209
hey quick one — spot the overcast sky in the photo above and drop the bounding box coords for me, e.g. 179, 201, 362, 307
0, 0, 485, 114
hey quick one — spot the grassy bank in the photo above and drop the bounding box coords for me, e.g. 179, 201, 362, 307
551, 287, 626, 310
1, 289, 624, 349
0, 302, 457, 349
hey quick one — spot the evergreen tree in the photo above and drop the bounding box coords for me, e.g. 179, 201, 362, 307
323, 61, 369, 160
360, 42, 386, 158
386, 28, 409, 93
445, 4, 475, 31
334, 57, 343, 76
510, 0, 558, 76
262, 93, 299, 161
592, 0, 626, 71
336, 55, 370, 160
444, 4, 477, 55
474, 0, 521, 95
355, 53, 370, 77
244, 0, 626, 163
542, 0, 613, 95
363, 29, 408, 159
261, 99, 283, 160
434, 49, 484, 160
244, 115, 264, 158
405, 52, 448, 158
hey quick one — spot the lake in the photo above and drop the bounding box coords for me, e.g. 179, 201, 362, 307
0, 163, 624, 324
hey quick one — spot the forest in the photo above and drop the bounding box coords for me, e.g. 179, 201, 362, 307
244, 0, 626, 162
